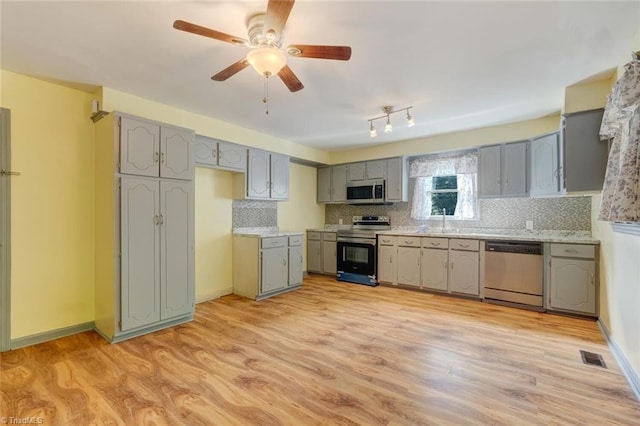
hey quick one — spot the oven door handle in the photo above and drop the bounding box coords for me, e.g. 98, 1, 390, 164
338, 238, 377, 245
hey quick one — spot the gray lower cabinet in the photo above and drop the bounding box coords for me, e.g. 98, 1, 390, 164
547, 243, 597, 316
530, 132, 562, 197
120, 177, 195, 331
120, 115, 194, 180
377, 236, 396, 284
233, 234, 303, 300
421, 247, 448, 291
396, 237, 421, 287
306, 231, 337, 274
194, 135, 246, 172
448, 249, 480, 295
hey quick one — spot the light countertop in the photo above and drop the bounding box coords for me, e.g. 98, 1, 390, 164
233, 227, 304, 238
376, 227, 599, 244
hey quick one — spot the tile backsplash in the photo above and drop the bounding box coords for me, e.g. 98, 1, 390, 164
325, 196, 592, 231
232, 200, 277, 228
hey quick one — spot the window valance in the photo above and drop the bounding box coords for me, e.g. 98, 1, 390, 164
409, 151, 477, 178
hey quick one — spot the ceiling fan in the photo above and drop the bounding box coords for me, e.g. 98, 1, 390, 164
173, 0, 352, 93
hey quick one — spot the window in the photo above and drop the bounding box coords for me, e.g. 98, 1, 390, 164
409, 151, 478, 220
431, 175, 458, 216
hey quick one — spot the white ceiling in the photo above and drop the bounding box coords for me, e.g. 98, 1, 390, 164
2, 1, 639, 151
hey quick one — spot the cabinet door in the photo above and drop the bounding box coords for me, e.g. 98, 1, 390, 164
386, 157, 404, 202
160, 125, 194, 180
502, 141, 528, 197
478, 145, 502, 198
378, 245, 396, 284
563, 109, 607, 192
448, 250, 479, 295
307, 239, 322, 273
421, 248, 448, 291
317, 167, 332, 203
530, 132, 561, 197
550, 258, 596, 314
365, 160, 386, 179
218, 141, 246, 172
331, 165, 348, 202
289, 245, 303, 286
322, 241, 337, 274
160, 180, 195, 320
270, 153, 290, 200
261, 247, 288, 294
397, 247, 421, 287
120, 177, 161, 330
194, 135, 218, 167
120, 116, 160, 177
348, 162, 366, 181
247, 150, 271, 198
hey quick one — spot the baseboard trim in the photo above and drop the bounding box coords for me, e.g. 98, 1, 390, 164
109, 315, 194, 344
196, 286, 233, 304
10, 321, 95, 350
598, 319, 640, 401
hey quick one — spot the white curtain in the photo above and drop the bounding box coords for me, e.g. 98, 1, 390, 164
598, 58, 640, 222
410, 151, 478, 220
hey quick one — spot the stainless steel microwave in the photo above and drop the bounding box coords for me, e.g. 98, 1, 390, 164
346, 179, 385, 204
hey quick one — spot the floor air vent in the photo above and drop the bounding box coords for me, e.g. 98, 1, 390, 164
580, 350, 607, 368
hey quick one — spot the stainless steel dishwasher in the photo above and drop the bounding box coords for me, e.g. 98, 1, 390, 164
483, 241, 543, 310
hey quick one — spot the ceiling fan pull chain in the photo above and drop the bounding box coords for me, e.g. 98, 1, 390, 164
263, 76, 269, 115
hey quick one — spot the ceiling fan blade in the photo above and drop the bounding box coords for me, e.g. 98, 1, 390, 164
211, 59, 250, 81
278, 65, 304, 92
264, 0, 295, 39
286, 44, 352, 60
173, 20, 249, 46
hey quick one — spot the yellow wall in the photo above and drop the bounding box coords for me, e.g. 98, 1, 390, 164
194, 167, 234, 302
277, 163, 326, 270
329, 115, 560, 164
591, 26, 640, 387
100, 87, 330, 165
0, 70, 95, 338
564, 78, 613, 114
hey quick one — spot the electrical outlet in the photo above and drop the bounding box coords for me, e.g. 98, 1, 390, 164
339, 218, 344, 225
525, 220, 534, 230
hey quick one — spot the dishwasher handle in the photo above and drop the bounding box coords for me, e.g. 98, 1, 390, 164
485, 240, 542, 255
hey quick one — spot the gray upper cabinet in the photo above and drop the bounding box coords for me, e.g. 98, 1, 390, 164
502, 142, 528, 197
194, 135, 246, 172
348, 160, 386, 181
562, 108, 607, 192
242, 149, 290, 200
317, 165, 348, 204
120, 116, 194, 180
478, 141, 528, 198
530, 132, 562, 197
478, 145, 502, 197
386, 157, 408, 202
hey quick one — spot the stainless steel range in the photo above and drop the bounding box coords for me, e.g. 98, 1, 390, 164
337, 216, 391, 286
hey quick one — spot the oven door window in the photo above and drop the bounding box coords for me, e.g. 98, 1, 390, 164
338, 241, 376, 276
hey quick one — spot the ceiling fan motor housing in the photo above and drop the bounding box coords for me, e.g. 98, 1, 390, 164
247, 13, 283, 48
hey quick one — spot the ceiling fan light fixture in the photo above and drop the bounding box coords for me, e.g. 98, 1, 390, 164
246, 46, 287, 77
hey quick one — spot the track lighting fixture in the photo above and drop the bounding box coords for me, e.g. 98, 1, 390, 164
368, 105, 415, 138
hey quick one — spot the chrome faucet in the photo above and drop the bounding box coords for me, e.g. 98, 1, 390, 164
441, 208, 446, 233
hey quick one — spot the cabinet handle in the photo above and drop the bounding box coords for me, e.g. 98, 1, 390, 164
504, 178, 509, 186
444, 260, 448, 269
564, 249, 579, 254
154, 152, 159, 163
459, 243, 470, 248
390, 256, 393, 263
405, 240, 413, 245
212, 149, 218, 159
283, 258, 287, 266
590, 273, 595, 285
300, 255, 303, 264
154, 214, 160, 225
160, 152, 165, 163
159, 214, 164, 225
451, 261, 454, 270
431, 242, 440, 246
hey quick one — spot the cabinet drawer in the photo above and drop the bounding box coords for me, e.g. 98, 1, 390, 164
450, 239, 479, 251
550, 244, 595, 259
397, 236, 421, 247
289, 235, 303, 246
261, 237, 288, 249
307, 231, 322, 241
422, 237, 448, 249
323, 232, 337, 242
378, 235, 396, 246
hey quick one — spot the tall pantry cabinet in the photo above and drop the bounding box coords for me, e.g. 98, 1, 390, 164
94, 113, 196, 342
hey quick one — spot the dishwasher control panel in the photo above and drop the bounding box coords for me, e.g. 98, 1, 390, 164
485, 241, 542, 255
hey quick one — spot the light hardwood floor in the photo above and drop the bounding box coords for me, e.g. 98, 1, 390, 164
1, 275, 639, 425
